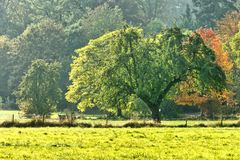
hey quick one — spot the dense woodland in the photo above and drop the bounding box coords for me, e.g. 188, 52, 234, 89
1, 0, 240, 121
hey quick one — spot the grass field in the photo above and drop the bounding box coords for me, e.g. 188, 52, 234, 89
0, 128, 239, 160
0, 110, 21, 121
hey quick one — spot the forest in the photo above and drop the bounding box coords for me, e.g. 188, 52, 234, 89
0, 0, 240, 122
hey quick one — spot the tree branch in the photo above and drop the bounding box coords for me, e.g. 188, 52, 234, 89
157, 76, 183, 104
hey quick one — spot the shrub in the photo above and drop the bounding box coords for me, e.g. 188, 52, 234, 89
194, 123, 207, 127
94, 124, 114, 128
1, 121, 16, 127
78, 123, 92, 128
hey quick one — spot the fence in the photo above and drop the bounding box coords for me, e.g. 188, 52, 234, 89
0, 110, 239, 127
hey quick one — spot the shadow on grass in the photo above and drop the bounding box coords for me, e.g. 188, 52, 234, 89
1, 120, 240, 128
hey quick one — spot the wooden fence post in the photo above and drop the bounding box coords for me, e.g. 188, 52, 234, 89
12, 114, 14, 123
220, 114, 224, 127
185, 119, 188, 127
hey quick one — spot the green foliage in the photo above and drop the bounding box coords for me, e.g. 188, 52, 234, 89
66, 27, 226, 121
109, 0, 168, 26
228, 28, 240, 104
180, 4, 196, 29
66, 3, 126, 49
192, 0, 237, 28
0, 97, 3, 109
81, 3, 126, 41
0, 36, 12, 100
229, 30, 240, 67
144, 19, 163, 36
0, 1, 9, 36
0, 0, 30, 37
126, 95, 151, 118
9, 19, 67, 101
15, 59, 62, 116
161, 100, 180, 118
13, 19, 67, 60
0, 0, 105, 37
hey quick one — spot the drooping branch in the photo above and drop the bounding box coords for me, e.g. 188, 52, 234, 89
129, 37, 139, 89
157, 76, 184, 104
156, 66, 198, 105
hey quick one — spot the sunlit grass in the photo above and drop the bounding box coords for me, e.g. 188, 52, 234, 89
0, 110, 21, 121
0, 128, 239, 160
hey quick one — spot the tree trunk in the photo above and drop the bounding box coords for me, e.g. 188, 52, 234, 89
200, 108, 204, 119
150, 106, 161, 123
42, 114, 45, 123
117, 107, 122, 117
220, 114, 224, 127
12, 114, 14, 123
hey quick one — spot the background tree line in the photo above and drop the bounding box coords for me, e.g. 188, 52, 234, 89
0, 0, 240, 120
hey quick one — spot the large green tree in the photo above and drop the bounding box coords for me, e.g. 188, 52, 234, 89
66, 27, 226, 121
15, 59, 62, 117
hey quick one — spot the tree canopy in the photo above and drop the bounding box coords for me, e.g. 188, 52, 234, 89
15, 59, 62, 116
66, 27, 226, 121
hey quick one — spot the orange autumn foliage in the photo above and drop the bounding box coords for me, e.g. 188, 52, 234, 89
175, 94, 208, 106
197, 28, 233, 71
176, 89, 234, 106
175, 75, 208, 106
176, 28, 234, 109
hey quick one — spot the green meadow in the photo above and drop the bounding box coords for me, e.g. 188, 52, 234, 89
0, 128, 239, 160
